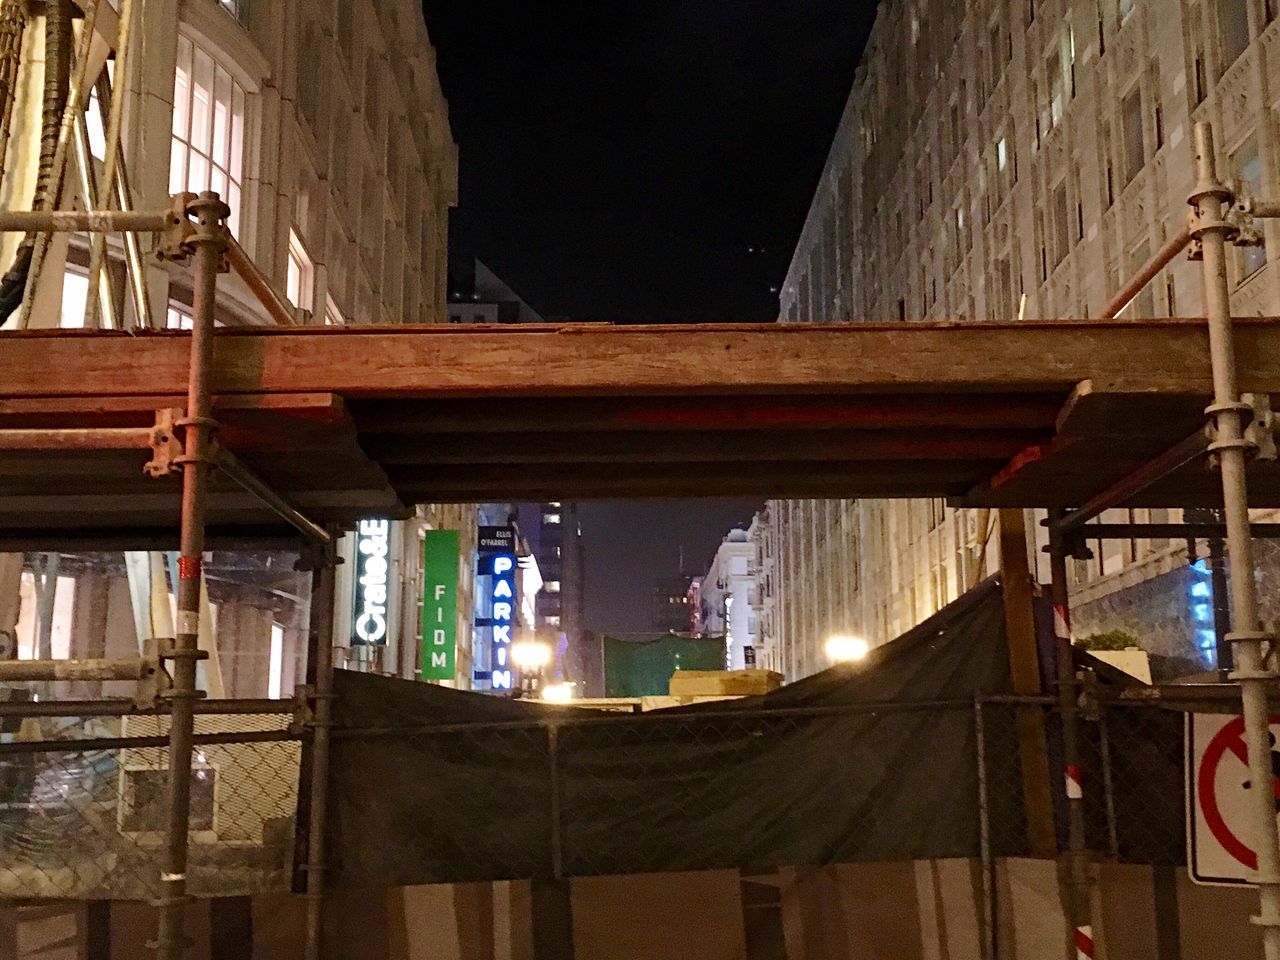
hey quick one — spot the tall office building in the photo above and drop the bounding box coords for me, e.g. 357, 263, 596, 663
0, 0, 467, 692
770, 0, 1280, 676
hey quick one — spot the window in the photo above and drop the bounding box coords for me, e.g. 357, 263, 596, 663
1119, 0, 1136, 24
544, 581, 561, 594
1219, 0, 1251, 71
171, 35, 246, 236
544, 615, 561, 627
1047, 50, 1064, 128
324, 294, 345, 326
1234, 138, 1268, 279
1052, 180, 1070, 266
60, 271, 89, 328
268, 623, 284, 699
543, 513, 561, 525
216, 0, 249, 27
166, 306, 194, 330
1121, 89, 1145, 185
286, 230, 314, 312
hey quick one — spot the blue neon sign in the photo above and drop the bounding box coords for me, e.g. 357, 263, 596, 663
1190, 558, 1216, 661
488, 553, 517, 690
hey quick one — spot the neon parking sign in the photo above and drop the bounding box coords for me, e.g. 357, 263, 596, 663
488, 553, 517, 690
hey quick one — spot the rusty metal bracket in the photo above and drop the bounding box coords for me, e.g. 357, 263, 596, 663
144, 408, 185, 478
155, 192, 197, 263
1245, 394, 1277, 462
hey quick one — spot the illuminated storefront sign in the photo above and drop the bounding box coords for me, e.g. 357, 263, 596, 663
353, 518, 391, 645
421, 530, 459, 681
476, 525, 518, 691
488, 553, 517, 690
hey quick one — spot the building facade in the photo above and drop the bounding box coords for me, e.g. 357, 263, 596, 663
651, 575, 695, 634
0, 0, 468, 694
771, 0, 1280, 675
699, 528, 761, 671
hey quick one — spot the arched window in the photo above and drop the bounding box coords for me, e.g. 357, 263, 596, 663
171, 34, 247, 236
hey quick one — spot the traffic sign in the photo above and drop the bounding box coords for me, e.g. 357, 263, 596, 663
1187, 712, 1280, 886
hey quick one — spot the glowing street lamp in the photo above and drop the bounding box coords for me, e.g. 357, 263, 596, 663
825, 634, 870, 664
541, 682, 575, 703
511, 639, 552, 670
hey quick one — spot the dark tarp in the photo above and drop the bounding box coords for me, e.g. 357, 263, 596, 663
327, 576, 1058, 888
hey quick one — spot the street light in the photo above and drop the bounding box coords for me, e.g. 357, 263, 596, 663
511, 639, 552, 670
825, 634, 870, 664
541, 682, 575, 703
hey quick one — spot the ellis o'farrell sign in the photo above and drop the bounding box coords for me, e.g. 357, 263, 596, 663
421, 530, 459, 681
353, 518, 392, 645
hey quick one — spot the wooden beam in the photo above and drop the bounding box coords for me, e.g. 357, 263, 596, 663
997, 508, 1058, 859
362, 429, 1044, 465
348, 394, 1066, 434
3, 320, 1278, 399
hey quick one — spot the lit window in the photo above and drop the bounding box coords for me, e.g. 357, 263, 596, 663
543, 513, 561, 525
324, 294, 345, 326
217, 0, 249, 26
544, 581, 561, 594
60, 271, 89, 328
85, 61, 114, 160
544, 615, 561, 627
171, 35, 246, 236
268, 622, 284, 699
166, 306, 194, 330
286, 230, 314, 312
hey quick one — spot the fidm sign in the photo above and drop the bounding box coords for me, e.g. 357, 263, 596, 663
420, 530, 459, 681
353, 518, 392, 645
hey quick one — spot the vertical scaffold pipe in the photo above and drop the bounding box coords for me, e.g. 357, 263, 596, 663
154, 192, 228, 960
303, 550, 337, 960
1190, 121, 1280, 960
1047, 512, 1094, 960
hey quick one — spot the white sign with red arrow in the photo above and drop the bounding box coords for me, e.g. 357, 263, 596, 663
1187, 713, 1280, 886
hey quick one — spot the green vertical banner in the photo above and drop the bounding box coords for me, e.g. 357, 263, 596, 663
420, 530, 460, 681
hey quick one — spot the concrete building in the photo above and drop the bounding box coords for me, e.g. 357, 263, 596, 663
651, 575, 695, 634
699, 527, 761, 671
770, 0, 1280, 675
0, 0, 470, 693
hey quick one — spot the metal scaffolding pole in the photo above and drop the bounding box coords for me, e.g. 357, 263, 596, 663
1189, 121, 1280, 960
154, 191, 228, 960
1047, 510, 1093, 960
302, 545, 337, 960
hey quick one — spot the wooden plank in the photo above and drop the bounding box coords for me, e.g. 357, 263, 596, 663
2, 320, 1278, 399
348, 394, 1066, 434
362, 429, 1045, 465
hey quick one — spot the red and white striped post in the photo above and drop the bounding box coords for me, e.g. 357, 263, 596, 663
1048, 513, 1095, 960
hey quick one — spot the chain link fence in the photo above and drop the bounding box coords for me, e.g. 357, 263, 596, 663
0, 691, 1222, 903
328, 694, 1202, 889
0, 708, 301, 900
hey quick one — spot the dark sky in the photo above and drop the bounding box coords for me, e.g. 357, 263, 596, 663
420, 3, 874, 631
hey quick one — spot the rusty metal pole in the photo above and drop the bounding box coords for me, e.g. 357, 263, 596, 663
1047, 512, 1093, 960
154, 192, 227, 960
303, 544, 337, 960
1190, 122, 1280, 960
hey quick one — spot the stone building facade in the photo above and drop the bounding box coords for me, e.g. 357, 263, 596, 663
0, 0, 467, 695
770, 0, 1280, 674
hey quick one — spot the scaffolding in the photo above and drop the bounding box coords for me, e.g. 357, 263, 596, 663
0, 10, 1274, 960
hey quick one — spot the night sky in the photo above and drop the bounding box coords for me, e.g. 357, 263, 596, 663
420, 3, 875, 631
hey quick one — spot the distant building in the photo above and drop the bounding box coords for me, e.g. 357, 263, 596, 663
651, 575, 695, 634
686, 577, 704, 636
447, 259, 546, 324
699, 528, 760, 671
